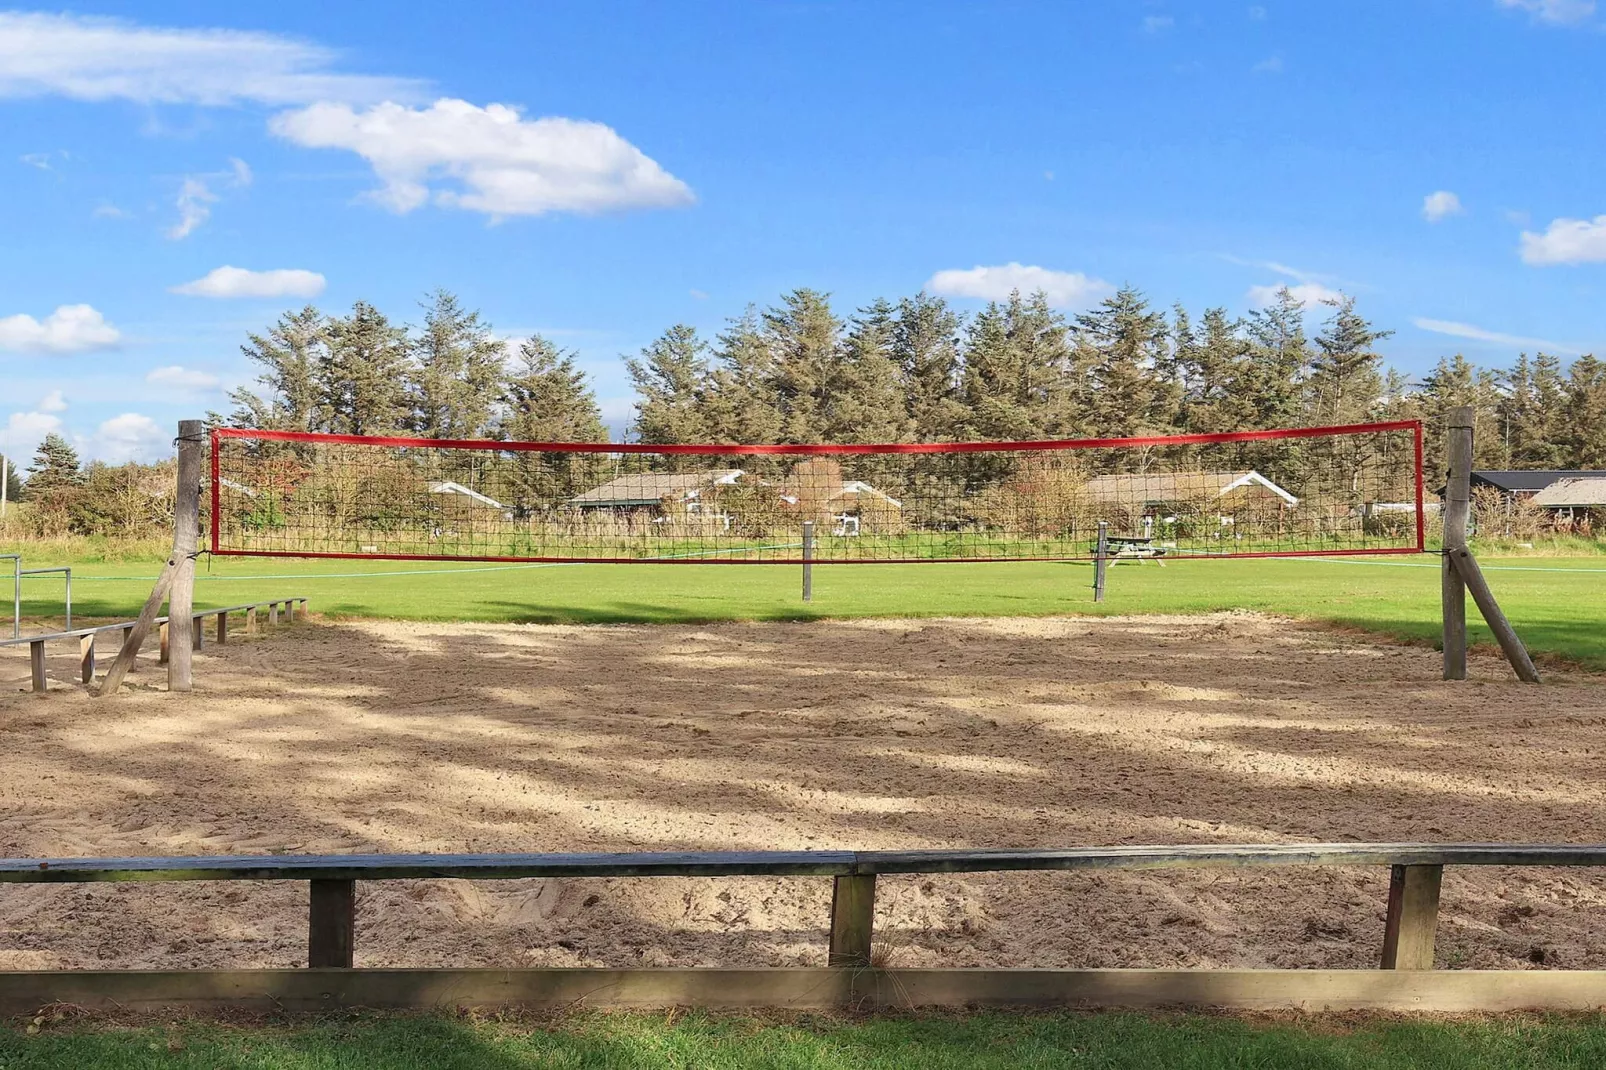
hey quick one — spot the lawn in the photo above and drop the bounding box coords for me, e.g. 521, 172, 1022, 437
8, 549, 1606, 668
6, 1011, 1606, 1069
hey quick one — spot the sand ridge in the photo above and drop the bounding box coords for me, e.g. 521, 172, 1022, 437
1, 612, 1603, 972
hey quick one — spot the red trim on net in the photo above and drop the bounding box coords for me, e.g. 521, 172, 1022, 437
1413, 421, 1427, 553
211, 420, 1425, 456
209, 428, 221, 555
210, 546, 1425, 566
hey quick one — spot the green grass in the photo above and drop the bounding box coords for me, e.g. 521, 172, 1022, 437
7, 1011, 1606, 1069
8, 549, 1606, 668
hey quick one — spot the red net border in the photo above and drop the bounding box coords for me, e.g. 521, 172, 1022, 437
209, 420, 1427, 564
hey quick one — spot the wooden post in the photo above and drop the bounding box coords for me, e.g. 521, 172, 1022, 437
247, 607, 258, 635
158, 622, 170, 665
167, 420, 202, 693
827, 874, 876, 968
216, 612, 228, 645
801, 521, 814, 603
269, 601, 280, 627
95, 563, 177, 697
1093, 521, 1109, 603
1450, 548, 1541, 683
308, 879, 356, 968
192, 616, 204, 652
1381, 864, 1443, 969
1442, 407, 1473, 681
29, 640, 46, 693
79, 634, 95, 684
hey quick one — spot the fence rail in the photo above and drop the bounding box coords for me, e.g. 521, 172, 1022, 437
0, 596, 308, 692
3, 841, 1605, 1013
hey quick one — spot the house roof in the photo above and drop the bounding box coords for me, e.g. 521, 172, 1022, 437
428, 481, 506, 510
1468, 470, 1606, 493
570, 469, 743, 507
778, 478, 903, 509
1083, 470, 1299, 507
1531, 477, 1606, 508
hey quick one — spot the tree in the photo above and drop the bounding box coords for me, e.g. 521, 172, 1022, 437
627, 324, 712, 446
831, 300, 915, 444
1416, 354, 1505, 474
1, 453, 21, 503
323, 302, 412, 435
1075, 286, 1171, 437
500, 335, 608, 443
1174, 307, 1250, 434
409, 290, 506, 439
1309, 296, 1392, 423
763, 288, 844, 443
961, 290, 1078, 440
698, 308, 784, 445
227, 306, 329, 430
891, 292, 967, 441
27, 433, 83, 494
1240, 287, 1312, 430
1561, 355, 1606, 468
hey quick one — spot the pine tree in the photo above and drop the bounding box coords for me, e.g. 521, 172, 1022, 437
1, 453, 21, 503
324, 301, 412, 435
410, 290, 505, 439
961, 290, 1078, 440
830, 300, 915, 444
763, 288, 843, 443
500, 335, 608, 443
891, 292, 966, 441
228, 306, 329, 430
1309, 296, 1392, 423
1240, 287, 1311, 430
1561, 355, 1606, 467
698, 308, 784, 445
26, 433, 83, 494
626, 324, 712, 446
1074, 286, 1170, 437
1174, 307, 1250, 434
1417, 354, 1506, 474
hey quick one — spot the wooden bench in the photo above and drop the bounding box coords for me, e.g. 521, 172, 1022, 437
2, 842, 1604, 1012
1, 596, 309, 692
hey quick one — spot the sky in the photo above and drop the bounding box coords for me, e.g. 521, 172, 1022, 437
2, 0, 1605, 465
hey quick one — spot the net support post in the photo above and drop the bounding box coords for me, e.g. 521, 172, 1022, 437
801, 521, 814, 603
1381, 863, 1442, 969
1093, 521, 1109, 603
167, 419, 202, 693
1450, 548, 1541, 683
1441, 407, 1473, 680
308, 879, 356, 968
827, 874, 876, 968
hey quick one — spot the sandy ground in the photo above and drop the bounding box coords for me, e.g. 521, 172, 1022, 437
2, 612, 1605, 973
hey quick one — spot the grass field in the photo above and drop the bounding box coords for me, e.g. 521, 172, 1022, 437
7, 1011, 1606, 1069
8, 549, 1606, 668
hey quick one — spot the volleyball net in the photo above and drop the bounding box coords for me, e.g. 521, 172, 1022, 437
208, 421, 1425, 564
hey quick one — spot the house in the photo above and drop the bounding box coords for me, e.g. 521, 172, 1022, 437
1531, 477, 1606, 513
569, 469, 744, 523
1463, 470, 1606, 498
1082, 470, 1299, 509
778, 479, 903, 535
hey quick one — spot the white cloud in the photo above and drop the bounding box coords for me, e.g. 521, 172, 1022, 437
689, 289, 709, 300
20, 152, 54, 170
1519, 215, 1606, 265
92, 202, 130, 219
87, 413, 170, 464
926, 262, 1115, 307
1422, 190, 1463, 222
0, 11, 422, 106
1143, 15, 1174, 31
269, 99, 695, 218
1497, 0, 1595, 24
145, 366, 222, 391
168, 157, 251, 240
1252, 55, 1284, 73
171, 266, 326, 299
0, 411, 64, 461
1248, 5, 1268, 18
37, 389, 67, 413
1246, 282, 1344, 308
1412, 317, 1581, 355
0, 305, 121, 354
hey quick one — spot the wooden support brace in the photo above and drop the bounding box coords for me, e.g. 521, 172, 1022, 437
1450, 549, 1541, 683
79, 634, 95, 684
308, 879, 356, 968
1382, 863, 1443, 970
828, 874, 877, 968
216, 612, 228, 645
158, 622, 170, 665
29, 640, 46, 693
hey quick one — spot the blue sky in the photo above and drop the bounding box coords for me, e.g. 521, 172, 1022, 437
2, 0, 1604, 463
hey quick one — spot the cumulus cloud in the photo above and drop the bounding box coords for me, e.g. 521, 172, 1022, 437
168, 157, 251, 240
1497, 0, 1595, 24
0, 11, 422, 106
171, 266, 326, 299
0, 410, 64, 461
1422, 190, 1463, 222
1252, 55, 1284, 73
88, 413, 170, 464
1412, 317, 1580, 355
1246, 282, 1344, 308
0, 304, 121, 354
145, 365, 222, 390
37, 389, 67, 413
1519, 215, 1606, 265
269, 99, 694, 218
1143, 15, 1174, 31
925, 263, 1114, 307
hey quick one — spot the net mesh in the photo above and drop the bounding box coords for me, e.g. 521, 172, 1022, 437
210, 422, 1424, 563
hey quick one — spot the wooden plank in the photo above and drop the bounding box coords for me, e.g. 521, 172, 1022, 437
309, 879, 356, 968
216, 611, 228, 645
1442, 406, 1473, 680
94, 561, 178, 697
1382, 864, 1443, 970
1450, 548, 1541, 683
79, 633, 95, 684
168, 419, 202, 693
29, 641, 46, 693
8, 843, 1606, 885
828, 874, 876, 967
6, 968, 1606, 1015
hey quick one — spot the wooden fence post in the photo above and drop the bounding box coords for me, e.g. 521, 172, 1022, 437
308, 879, 356, 968
29, 641, 46, 693
79, 634, 95, 684
827, 874, 876, 968
1450, 548, 1541, 683
1441, 407, 1473, 680
1381, 863, 1442, 969
167, 420, 202, 692
801, 522, 814, 603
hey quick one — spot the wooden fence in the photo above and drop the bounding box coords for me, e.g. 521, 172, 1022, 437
4, 842, 1606, 1013
0, 596, 308, 692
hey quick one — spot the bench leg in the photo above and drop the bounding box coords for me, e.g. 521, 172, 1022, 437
30, 641, 47, 693
217, 612, 228, 645
158, 622, 170, 665
192, 618, 204, 651
247, 608, 257, 635
269, 602, 280, 627
80, 634, 95, 684
309, 879, 356, 968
